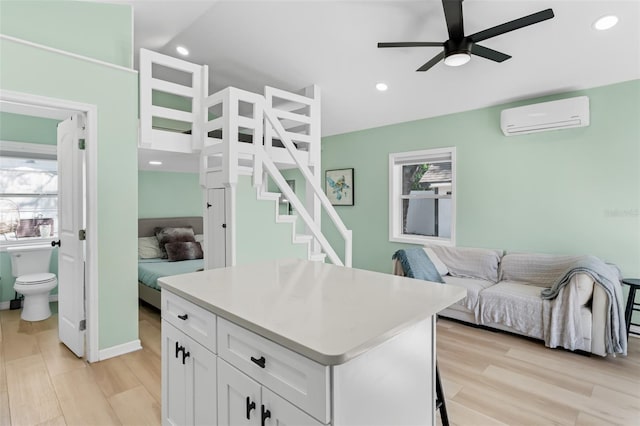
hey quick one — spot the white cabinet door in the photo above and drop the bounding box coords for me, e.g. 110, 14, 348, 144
163, 321, 189, 426
188, 335, 217, 426
262, 388, 323, 426
218, 359, 260, 426
163, 320, 217, 426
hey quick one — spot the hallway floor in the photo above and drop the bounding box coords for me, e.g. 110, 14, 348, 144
0, 302, 161, 425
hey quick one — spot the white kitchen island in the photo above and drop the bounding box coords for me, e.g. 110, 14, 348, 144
159, 258, 465, 426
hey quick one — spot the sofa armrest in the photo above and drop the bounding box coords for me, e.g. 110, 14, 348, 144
392, 259, 405, 276
570, 272, 606, 356
590, 284, 607, 356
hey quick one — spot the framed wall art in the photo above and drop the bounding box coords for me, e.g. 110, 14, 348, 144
325, 168, 354, 206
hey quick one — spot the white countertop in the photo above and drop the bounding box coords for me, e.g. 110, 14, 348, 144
159, 258, 465, 365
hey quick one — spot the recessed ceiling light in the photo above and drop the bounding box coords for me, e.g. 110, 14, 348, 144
593, 15, 618, 31
376, 83, 388, 91
176, 46, 189, 56
149, 161, 163, 166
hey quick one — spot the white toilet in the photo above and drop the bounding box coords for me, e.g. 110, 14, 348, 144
8, 244, 58, 321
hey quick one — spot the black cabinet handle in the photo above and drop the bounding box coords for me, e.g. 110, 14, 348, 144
177, 314, 188, 321
245, 396, 256, 419
175, 341, 182, 359
181, 349, 190, 365
261, 405, 271, 426
250, 356, 266, 368
51, 240, 61, 247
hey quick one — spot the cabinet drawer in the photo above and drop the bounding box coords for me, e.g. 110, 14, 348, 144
162, 291, 216, 353
217, 317, 330, 423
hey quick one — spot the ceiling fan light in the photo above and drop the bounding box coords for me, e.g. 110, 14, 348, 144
444, 53, 471, 67
593, 15, 618, 31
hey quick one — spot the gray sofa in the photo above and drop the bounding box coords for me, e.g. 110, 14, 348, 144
393, 246, 620, 357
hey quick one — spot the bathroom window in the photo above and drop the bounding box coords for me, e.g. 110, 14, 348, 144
0, 143, 58, 243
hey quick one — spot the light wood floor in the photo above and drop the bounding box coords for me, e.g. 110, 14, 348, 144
1, 304, 638, 425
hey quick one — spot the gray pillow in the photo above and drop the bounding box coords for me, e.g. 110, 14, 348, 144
155, 226, 196, 259
165, 242, 204, 262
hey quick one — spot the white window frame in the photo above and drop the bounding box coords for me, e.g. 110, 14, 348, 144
0, 140, 58, 249
389, 147, 456, 246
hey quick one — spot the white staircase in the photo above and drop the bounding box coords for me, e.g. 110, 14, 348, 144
138, 48, 351, 267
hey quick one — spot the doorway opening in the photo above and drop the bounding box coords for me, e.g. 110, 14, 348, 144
1, 90, 99, 362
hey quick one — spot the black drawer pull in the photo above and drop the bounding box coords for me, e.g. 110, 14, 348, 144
246, 396, 256, 419
261, 405, 271, 426
250, 356, 266, 368
177, 313, 188, 321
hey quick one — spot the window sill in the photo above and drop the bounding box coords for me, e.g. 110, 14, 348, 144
389, 235, 454, 247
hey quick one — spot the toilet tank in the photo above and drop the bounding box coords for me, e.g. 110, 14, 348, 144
7, 244, 54, 277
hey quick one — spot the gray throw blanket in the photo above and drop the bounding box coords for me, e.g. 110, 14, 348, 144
392, 248, 444, 283
541, 255, 626, 355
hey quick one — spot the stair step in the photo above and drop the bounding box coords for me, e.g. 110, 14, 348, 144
293, 234, 313, 244
257, 190, 281, 202
276, 214, 297, 224
310, 252, 327, 262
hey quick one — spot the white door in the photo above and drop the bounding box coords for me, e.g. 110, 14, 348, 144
206, 188, 227, 269
56, 114, 86, 357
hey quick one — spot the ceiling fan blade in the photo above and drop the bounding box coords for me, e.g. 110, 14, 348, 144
416, 51, 445, 72
470, 44, 511, 62
468, 8, 554, 43
378, 42, 443, 48
442, 0, 464, 40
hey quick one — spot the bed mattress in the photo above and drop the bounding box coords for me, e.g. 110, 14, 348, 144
138, 258, 204, 290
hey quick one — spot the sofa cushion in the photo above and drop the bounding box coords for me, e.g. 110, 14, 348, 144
478, 281, 545, 339
499, 252, 583, 287
443, 276, 495, 312
429, 245, 503, 283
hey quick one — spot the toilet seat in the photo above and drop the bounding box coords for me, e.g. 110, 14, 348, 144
15, 273, 56, 285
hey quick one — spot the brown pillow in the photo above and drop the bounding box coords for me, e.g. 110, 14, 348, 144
165, 242, 204, 262
154, 226, 196, 259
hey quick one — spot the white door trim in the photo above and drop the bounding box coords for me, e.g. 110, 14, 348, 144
0, 89, 99, 363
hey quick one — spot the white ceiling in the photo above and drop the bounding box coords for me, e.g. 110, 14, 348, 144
121, 0, 640, 172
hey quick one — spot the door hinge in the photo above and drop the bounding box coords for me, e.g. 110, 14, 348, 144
79, 319, 86, 331
78, 139, 86, 150
78, 229, 86, 240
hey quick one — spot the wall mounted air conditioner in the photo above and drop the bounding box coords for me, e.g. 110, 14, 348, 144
500, 96, 589, 136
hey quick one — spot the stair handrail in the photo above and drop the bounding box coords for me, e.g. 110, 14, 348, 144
262, 107, 352, 267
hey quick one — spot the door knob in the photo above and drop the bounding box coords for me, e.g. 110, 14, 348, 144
51, 240, 61, 247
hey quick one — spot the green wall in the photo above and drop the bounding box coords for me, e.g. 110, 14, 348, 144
138, 171, 204, 218
0, 2, 139, 350
0, 112, 59, 144
322, 80, 640, 278
0, 0, 132, 68
236, 175, 307, 265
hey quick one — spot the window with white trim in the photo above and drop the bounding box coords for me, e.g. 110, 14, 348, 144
0, 142, 58, 244
389, 147, 456, 245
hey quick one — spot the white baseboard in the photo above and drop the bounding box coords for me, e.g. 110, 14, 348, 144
0, 294, 58, 310
98, 339, 142, 361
